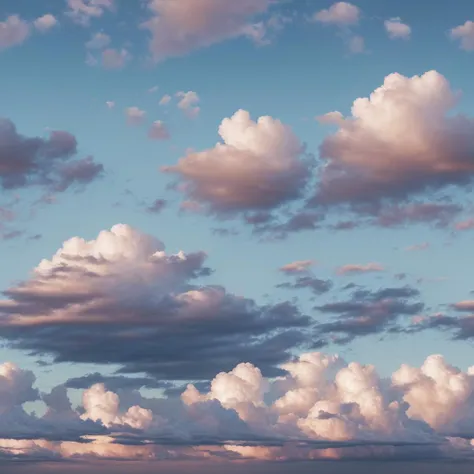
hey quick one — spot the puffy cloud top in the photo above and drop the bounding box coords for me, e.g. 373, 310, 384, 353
163, 109, 312, 215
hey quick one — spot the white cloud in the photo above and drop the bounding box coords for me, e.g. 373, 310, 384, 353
451, 20, 474, 51
175, 91, 200, 118
159, 94, 172, 105
0, 15, 30, 51
385, 18, 411, 40
34, 14, 58, 33
313, 2, 360, 26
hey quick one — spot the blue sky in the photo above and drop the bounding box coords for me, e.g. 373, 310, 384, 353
1, 0, 474, 471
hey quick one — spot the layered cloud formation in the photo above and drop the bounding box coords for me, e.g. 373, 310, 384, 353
1, 352, 474, 463
0, 224, 310, 380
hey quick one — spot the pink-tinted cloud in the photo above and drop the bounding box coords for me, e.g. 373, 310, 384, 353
3, 351, 474, 463
85, 31, 111, 49
0, 118, 102, 192
148, 120, 170, 140
0, 224, 309, 380
312, 71, 474, 207
34, 14, 58, 33
450, 20, 474, 51
0, 15, 30, 51
162, 109, 313, 217
455, 217, 474, 230
65, 0, 115, 26
279, 260, 315, 274
313, 2, 360, 26
141, 0, 272, 62
176, 91, 200, 118
125, 107, 146, 126
384, 18, 411, 40
101, 48, 130, 69
336, 263, 384, 275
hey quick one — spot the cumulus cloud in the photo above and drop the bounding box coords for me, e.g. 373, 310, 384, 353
162, 109, 313, 218
148, 120, 170, 140
311, 70, 474, 208
125, 107, 146, 126
85, 31, 111, 49
450, 21, 474, 51
141, 0, 272, 62
313, 2, 360, 26
105, 100, 115, 108
65, 0, 115, 26
0, 118, 102, 192
0, 224, 309, 380
176, 91, 200, 118
3, 352, 474, 463
0, 15, 30, 51
384, 18, 411, 40
159, 94, 172, 105
33, 14, 58, 33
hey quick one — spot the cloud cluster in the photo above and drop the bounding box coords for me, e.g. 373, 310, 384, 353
0, 118, 103, 192
312, 70, 474, 208
66, 0, 115, 26
2, 352, 474, 463
314, 286, 424, 344
141, 0, 272, 62
313, 2, 360, 26
0, 224, 310, 380
163, 109, 313, 217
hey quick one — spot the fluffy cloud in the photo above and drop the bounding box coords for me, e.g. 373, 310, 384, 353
162, 109, 313, 217
0, 118, 103, 191
176, 91, 200, 118
384, 18, 411, 40
313, 2, 360, 26
0, 15, 30, 51
125, 107, 146, 125
141, 0, 271, 62
0, 224, 309, 380
312, 70, 474, 208
85, 31, 111, 49
148, 120, 170, 140
2, 352, 474, 463
159, 94, 172, 105
450, 21, 474, 51
66, 0, 115, 26
34, 14, 58, 33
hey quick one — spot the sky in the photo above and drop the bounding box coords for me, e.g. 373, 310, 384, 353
1, 0, 474, 472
